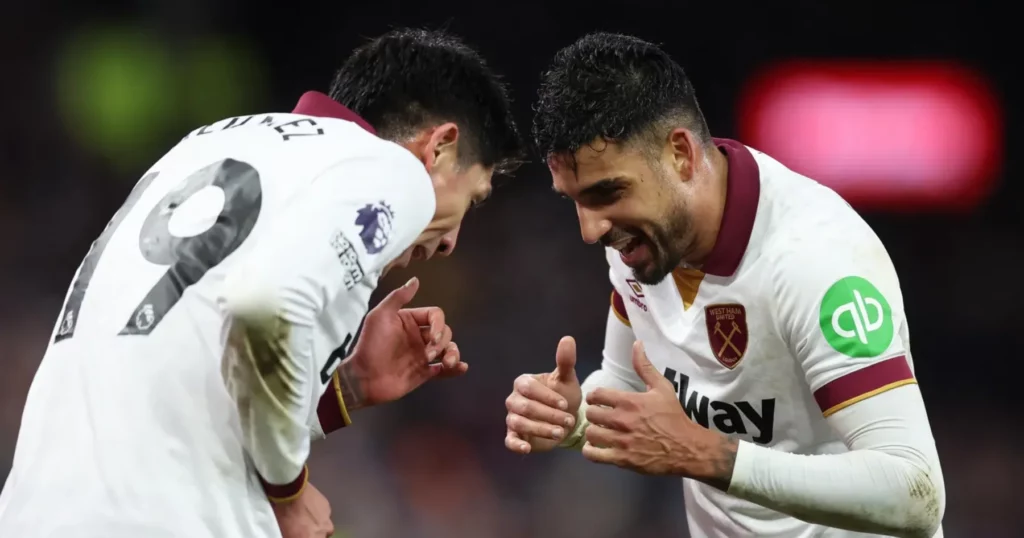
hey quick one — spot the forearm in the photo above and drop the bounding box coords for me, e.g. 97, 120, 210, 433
724, 386, 944, 537
727, 442, 941, 537
224, 308, 316, 499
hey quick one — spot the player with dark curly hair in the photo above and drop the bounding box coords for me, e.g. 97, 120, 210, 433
507, 32, 945, 538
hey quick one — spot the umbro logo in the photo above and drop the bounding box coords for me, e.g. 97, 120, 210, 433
625, 279, 648, 312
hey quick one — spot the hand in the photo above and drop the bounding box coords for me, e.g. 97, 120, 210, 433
272, 482, 334, 538
581, 341, 738, 489
338, 277, 467, 411
505, 336, 582, 454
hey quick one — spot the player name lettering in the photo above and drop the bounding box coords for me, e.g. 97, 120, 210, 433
664, 367, 775, 444
705, 305, 742, 320
186, 115, 327, 142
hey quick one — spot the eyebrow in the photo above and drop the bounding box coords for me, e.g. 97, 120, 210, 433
553, 177, 626, 197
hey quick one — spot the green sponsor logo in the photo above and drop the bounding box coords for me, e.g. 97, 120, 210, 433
819, 276, 892, 358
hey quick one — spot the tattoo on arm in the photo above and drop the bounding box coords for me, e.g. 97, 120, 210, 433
702, 436, 739, 492
337, 359, 367, 412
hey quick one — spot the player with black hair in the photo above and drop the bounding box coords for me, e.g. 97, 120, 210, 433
0, 28, 524, 538
508, 33, 945, 538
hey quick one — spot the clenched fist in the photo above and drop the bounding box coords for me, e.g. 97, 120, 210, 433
504, 336, 582, 454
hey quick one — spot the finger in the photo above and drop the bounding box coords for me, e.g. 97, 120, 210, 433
419, 324, 452, 359
410, 359, 442, 388
553, 336, 577, 383
506, 392, 576, 429
434, 361, 469, 378
630, 341, 668, 390
581, 441, 619, 465
506, 412, 566, 441
377, 277, 420, 311
584, 404, 627, 431
405, 306, 446, 344
432, 344, 467, 378
584, 423, 623, 448
505, 431, 531, 454
440, 340, 458, 369
515, 375, 568, 411
586, 387, 628, 408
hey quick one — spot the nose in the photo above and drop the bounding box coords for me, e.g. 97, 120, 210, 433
577, 205, 611, 245
435, 225, 460, 257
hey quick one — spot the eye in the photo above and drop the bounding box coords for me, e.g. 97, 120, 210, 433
586, 185, 625, 207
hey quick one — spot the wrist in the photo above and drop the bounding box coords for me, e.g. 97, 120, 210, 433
260, 464, 309, 504
316, 361, 365, 435
337, 357, 370, 411
687, 430, 738, 491
557, 400, 588, 450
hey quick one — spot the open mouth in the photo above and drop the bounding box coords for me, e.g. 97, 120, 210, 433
614, 236, 643, 256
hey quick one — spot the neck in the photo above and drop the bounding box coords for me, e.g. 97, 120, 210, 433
681, 146, 729, 270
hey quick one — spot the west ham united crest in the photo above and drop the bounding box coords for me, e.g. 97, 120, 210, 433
704, 303, 748, 369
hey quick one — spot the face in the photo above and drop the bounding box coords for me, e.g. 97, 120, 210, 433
550, 130, 705, 285
385, 123, 494, 275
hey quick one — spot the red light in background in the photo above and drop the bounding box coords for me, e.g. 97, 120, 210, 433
737, 61, 1002, 212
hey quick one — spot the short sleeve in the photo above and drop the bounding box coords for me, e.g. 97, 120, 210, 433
770, 221, 917, 418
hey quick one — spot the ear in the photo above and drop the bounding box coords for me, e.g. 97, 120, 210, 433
426, 122, 460, 172
667, 128, 700, 182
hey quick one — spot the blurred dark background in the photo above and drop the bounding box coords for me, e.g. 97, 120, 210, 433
2, 1, 1020, 536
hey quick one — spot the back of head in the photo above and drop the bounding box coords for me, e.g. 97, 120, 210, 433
329, 28, 525, 174
533, 32, 711, 161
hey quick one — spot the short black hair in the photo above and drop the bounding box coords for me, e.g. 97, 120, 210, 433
533, 32, 711, 160
329, 28, 525, 174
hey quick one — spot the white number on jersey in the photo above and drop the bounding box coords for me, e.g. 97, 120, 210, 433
54, 158, 263, 341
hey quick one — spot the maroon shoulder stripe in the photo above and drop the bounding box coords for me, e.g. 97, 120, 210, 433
814, 356, 916, 417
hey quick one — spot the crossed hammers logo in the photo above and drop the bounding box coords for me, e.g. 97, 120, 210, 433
713, 320, 744, 359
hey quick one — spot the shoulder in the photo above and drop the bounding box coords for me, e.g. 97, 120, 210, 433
315, 130, 434, 212
753, 158, 904, 324
756, 151, 893, 284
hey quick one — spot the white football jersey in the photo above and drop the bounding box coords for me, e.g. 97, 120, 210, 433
596, 139, 942, 537
0, 92, 435, 538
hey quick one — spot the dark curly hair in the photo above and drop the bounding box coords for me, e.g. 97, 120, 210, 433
533, 33, 711, 161
330, 28, 525, 174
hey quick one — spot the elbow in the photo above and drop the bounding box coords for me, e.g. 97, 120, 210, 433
221, 269, 321, 331
894, 466, 945, 538
222, 272, 284, 325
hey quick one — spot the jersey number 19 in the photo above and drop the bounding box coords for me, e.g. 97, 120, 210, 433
54, 158, 262, 342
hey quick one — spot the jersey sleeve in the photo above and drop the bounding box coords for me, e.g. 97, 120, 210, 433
723, 219, 944, 536
769, 224, 915, 417
221, 150, 434, 501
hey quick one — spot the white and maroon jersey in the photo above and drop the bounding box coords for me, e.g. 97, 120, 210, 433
0, 92, 435, 538
589, 139, 943, 537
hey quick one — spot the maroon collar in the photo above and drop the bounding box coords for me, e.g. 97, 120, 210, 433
291, 91, 376, 135
700, 138, 761, 277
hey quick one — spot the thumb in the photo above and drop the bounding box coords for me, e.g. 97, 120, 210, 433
553, 336, 577, 383
631, 341, 664, 390
378, 277, 420, 311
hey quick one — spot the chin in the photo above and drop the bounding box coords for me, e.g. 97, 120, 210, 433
632, 265, 671, 286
